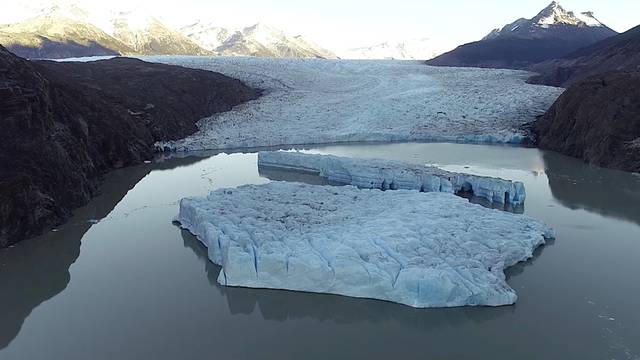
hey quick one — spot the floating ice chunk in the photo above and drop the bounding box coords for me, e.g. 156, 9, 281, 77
175, 182, 554, 308
258, 151, 526, 205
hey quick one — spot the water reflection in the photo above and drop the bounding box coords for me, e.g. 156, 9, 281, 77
0, 156, 203, 350
543, 152, 640, 226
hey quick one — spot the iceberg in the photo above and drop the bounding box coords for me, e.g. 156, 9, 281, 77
258, 151, 526, 205
175, 182, 554, 308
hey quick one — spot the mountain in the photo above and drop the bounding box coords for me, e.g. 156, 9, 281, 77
342, 39, 448, 60
529, 25, 640, 87
0, 5, 212, 58
108, 12, 211, 55
0, 3, 337, 59
426, 2, 617, 69
483, 3, 613, 42
0, 45, 258, 247
207, 23, 337, 59
180, 21, 232, 51
0, 5, 133, 59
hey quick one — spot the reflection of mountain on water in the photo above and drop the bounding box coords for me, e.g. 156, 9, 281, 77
180, 229, 542, 328
0, 155, 204, 350
543, 152, 640, 226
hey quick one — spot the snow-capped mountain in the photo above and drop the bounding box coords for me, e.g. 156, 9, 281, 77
427, 1, 618, 70
342, 39, 449, 60
180, 21, 232, 51
0, 5, 133, 59
183, 22, 337, 59
1, 4, 336, 59
483, 1, 614, 41
107, 11, 211, 55
0, 4, 211, 58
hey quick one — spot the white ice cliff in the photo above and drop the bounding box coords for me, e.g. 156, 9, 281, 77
175, 182, 554, 308
257, 151, 526, 205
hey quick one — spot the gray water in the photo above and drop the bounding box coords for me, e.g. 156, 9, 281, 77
1, 142, 639, 360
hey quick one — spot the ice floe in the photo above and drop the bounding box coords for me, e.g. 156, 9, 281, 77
175, 182, 554, 308
257, 151, 526, 205
146, 57, 564, 151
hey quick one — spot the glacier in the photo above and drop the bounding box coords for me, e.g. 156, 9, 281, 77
257, 151, 526, 205
175, 182, 554, 308
146, 57, 564, 152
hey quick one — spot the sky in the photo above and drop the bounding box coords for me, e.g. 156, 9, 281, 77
1, 0, 638, 51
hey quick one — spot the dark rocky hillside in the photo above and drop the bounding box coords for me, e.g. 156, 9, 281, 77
0, 46, 259, 248
426, 37, 581, 69
534, 71, 640, 172
529, 25, 640, 87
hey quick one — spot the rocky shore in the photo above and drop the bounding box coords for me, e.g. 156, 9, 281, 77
0, 46, 259, 248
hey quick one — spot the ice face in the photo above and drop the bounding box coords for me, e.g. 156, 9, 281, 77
175, 182, 554, 308
257, 151, 526, 205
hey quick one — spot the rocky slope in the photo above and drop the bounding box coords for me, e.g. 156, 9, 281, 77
529, 25, 640, 87
534, 71, 640, 172
0, 46, 259, 248
426, 2, 617, 69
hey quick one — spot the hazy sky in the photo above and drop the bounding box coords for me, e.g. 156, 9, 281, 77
2, 0, 638, 50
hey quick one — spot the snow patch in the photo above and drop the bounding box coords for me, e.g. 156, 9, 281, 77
257, 151, 526, 205
175, 182, 554, 308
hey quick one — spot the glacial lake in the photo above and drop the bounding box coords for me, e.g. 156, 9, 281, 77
1, 142, 639, 360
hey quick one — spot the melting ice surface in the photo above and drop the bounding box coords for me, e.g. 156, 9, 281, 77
175, 182, 554, 308
258, 151, 526, 205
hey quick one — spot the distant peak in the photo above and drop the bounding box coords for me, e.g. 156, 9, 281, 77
532, 1, 601, 28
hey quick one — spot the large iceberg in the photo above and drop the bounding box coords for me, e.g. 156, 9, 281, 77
175, 182, 554, 308
258, 151, 526, 205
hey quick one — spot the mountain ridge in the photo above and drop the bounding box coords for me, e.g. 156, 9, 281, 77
181, 21, 337, 59
0, 4, 337, 59
427, 1, 618, 69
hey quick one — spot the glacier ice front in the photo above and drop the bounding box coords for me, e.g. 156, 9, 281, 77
176, 182, 553, 308
258, 151, 526, 205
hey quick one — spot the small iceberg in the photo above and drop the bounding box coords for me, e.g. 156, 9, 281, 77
257, 151, 526, 205
176, 182, 553, 308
